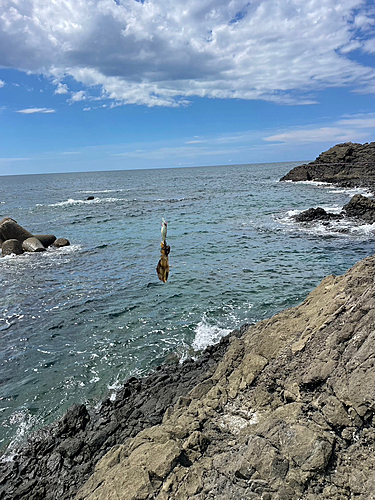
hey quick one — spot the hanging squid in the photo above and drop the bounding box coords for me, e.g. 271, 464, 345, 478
157, 218, 170, 283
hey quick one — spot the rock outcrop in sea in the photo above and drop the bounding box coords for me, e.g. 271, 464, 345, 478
282, 142, 375, 227
2, 255, 375, 499
280, 141, 375, 190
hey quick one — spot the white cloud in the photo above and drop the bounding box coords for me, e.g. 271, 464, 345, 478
0, 79, 4, 88
1, 0, 375, 107
69, 90, 87, 102
264, 113, 375, 144
54, 82, 69, 94
17, 107, 56, 114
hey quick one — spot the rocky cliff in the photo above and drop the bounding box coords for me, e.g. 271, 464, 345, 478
75, 255, 375, 500
2, 256, 375, 499
280, 142, 375, 190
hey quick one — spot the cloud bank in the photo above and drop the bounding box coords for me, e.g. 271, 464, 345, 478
1, 0, 375, 107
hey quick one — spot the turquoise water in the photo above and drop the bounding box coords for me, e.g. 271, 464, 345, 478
1, 162, 374, 452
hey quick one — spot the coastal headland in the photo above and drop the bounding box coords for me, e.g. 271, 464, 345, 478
280, 141, 375, 190
1, 143, 375, 499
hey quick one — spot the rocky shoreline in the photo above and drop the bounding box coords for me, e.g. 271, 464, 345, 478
0, 326, 248, 500
75, 255, 375, 500
2, 255, 375, 499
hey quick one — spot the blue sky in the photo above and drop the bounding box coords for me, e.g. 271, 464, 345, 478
1, 0, 375, 175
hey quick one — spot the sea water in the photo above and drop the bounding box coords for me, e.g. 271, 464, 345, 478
0, 162, 374, 452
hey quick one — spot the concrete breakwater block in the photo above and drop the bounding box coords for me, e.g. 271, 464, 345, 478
2, 238, 23, 256
33, 234, 57, 247
53, 237, 70, 248
0, 217, 69, 256
22, 237, 46, 253
0, 217, 33, 245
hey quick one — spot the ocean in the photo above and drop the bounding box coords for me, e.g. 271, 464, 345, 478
1, 162, 374, 453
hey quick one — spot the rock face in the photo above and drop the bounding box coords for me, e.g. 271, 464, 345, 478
343, 193, 375, 223
2, 256, 375, 499
0, 329, 243, 500
281, 141, 375, 190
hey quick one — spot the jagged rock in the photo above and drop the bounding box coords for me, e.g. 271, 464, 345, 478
75, 256, 375, 500
2, 239, 24, 256
281, 141, 375, 191
0, 217, 33, 245
294, 207, 343, 223
22, 237, 46, 252
343, 193, 375, 223
34, 234, 57, 247
53, 238, 70, 248
3, 257, 375, 500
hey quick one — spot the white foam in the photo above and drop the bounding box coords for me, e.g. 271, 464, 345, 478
192, 316, 231, 351
291, 179, 373, 198
79, 189, 125, 194
37, 197, 121, 207
1, 411, 40, 462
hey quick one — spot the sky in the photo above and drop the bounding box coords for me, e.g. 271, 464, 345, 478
0, 0, 375, 175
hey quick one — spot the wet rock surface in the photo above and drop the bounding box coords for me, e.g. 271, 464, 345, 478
294, 194, 375, 227
0, 330, 243, 500
3, 256, 375, 499
343, 193, 375, 223
280, 141, 375, 191
294, 207, 343, 223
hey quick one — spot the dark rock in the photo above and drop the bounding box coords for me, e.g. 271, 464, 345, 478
22, 237, 46, 252
33, 234, 57, 248
2, 239, 24, 256
56, 404, 90, 437
343, 194, 375, 223
281, 141, 375, 191
53, 238, 70, 248
0, 217, 33, 245
86, 196, 95, 201
294, 207, 343, 223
